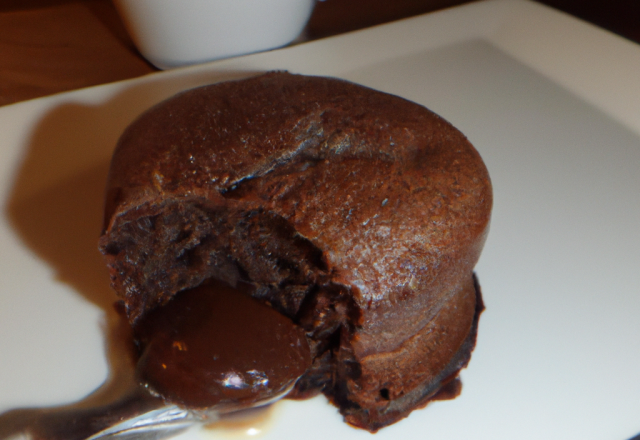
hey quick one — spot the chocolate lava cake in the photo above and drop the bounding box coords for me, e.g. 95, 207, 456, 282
99, 72, 492, 431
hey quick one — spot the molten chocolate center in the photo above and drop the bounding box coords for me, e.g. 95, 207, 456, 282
134, 280, 312, 410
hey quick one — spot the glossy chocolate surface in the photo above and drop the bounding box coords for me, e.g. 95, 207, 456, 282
134, 280, 311, 410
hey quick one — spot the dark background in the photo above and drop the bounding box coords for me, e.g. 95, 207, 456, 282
305, 0, 640, 42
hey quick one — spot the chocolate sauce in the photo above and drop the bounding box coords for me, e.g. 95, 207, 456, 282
431, 378, 462, 402
134, 280, 312, 411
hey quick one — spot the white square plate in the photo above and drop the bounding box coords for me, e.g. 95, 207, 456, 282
1, 1, 639, 439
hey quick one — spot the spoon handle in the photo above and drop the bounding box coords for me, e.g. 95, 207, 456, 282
5, 387, 195, 440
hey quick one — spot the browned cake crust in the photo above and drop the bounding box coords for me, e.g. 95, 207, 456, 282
99, 72, 492, 431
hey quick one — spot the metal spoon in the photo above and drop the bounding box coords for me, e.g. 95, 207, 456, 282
1, 381, 293, 440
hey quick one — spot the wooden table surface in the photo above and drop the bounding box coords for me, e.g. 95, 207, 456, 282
1, 0, 639, 107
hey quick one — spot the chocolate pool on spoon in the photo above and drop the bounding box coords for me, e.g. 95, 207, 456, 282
134, 279, 311, 412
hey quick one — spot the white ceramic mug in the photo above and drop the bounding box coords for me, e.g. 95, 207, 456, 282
113, 0, 317, 69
